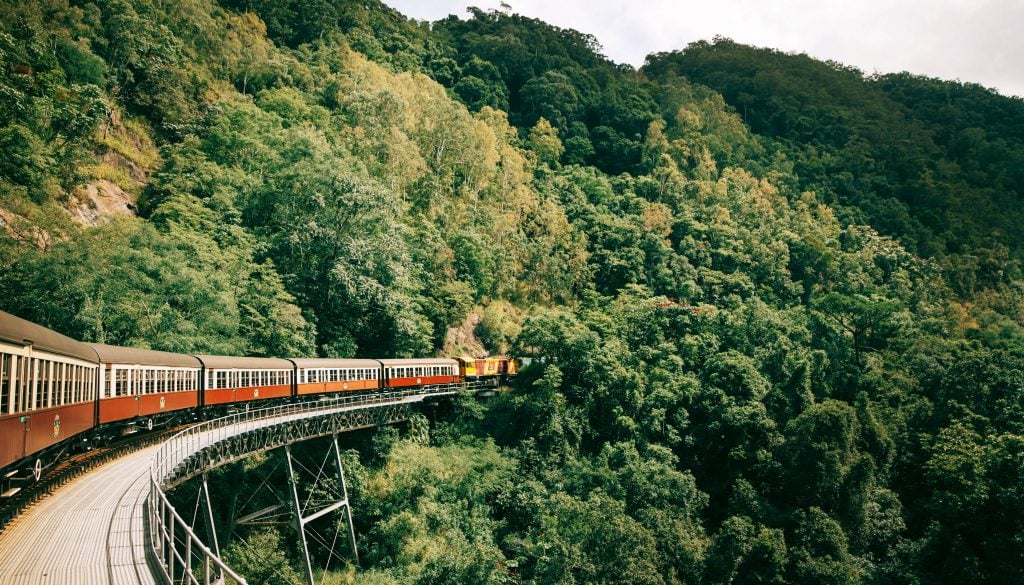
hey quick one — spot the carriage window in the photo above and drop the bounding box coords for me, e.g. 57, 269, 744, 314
64, 364, 72, 404
1, 354, 10, 415
34, 359, 47, 410
62, 363, 70, 405
51, 362, 59, 406
49, 362, 59, 407
42, 360, 52, 408
15, 357, 27, 412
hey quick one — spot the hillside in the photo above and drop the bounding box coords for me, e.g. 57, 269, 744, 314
1, 1, 1023, 583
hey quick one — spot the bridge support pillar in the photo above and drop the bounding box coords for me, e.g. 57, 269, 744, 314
201, 473, 222, 580
286, 434, 359, 585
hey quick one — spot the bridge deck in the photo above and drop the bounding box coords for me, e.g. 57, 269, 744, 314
0, 445, 159, 585
0, 390, 449, 584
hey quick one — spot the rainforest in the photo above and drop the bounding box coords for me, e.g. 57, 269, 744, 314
1, 1, 1023, 583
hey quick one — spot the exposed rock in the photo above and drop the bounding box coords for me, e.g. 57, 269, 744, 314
68, 179, 137, 226
442, 308, 488, 357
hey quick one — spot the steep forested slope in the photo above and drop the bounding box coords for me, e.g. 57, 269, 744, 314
644, 40, 1024, 288
1, 2, 1023, 584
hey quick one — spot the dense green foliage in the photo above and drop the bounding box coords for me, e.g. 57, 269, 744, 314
643, 40, 1024, 288
2, 1, 1024, 584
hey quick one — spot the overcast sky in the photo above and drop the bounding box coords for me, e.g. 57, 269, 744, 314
384, 0, 1024, 98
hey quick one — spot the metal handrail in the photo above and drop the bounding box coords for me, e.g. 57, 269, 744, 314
146, 382, 488, 584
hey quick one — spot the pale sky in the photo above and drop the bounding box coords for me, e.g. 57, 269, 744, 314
384, 0, 1024, 98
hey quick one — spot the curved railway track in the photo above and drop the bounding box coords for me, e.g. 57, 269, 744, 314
0, 426, 185, 534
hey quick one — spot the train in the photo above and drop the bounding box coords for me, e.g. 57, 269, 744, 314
0, 310, 516, 494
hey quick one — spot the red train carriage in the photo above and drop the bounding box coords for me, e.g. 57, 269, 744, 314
89, 344, 201, 426
196, 355, 293, 406
289, 358, 381, 396
0, 312, 99, 479
380, 358, 459, 389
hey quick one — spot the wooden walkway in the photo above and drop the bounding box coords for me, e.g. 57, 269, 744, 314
0, 446, 160, 585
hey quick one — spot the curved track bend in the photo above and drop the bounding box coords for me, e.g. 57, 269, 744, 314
0, 387, 465, 584
0, 445, 160, 584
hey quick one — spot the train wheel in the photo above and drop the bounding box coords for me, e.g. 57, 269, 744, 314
146, 418, 154, 431
32, 459, 42, 482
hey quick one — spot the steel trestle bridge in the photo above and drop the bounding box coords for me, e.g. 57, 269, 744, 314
0, 382, 487, 584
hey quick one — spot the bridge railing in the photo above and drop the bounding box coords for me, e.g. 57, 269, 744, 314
146, 382, 491, 584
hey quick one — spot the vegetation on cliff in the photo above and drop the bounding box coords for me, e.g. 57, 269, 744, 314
2, 1, 1023, 583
